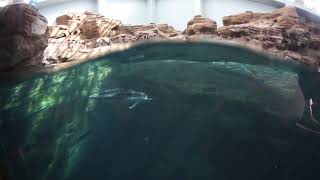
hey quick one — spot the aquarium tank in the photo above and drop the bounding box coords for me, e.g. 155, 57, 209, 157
1, 1, 320, 180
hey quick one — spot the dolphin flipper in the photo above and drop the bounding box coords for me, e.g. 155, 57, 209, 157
129, 102, 140, 109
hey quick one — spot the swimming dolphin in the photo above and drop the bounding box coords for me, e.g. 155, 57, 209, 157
89, 88, 152, 109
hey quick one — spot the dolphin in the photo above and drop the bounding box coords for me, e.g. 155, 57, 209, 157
89, 88, 152, 109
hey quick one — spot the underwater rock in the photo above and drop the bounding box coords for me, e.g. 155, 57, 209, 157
0, 3, 48, 71
184, 15, 217, 36
218, 6, 320, 66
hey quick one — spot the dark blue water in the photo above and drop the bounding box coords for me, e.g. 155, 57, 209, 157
1, 42, 320, 180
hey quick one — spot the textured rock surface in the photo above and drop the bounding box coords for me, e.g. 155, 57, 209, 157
45, 11, 121, 64
218, 6, 320, 66
0, 3, 48, 71
223, 11, 266, 26
45, 11, 181, 63
56, 14, 71, 26
185, 15, 217, 35
46, 7, 320, 67
111, 23, 182, 43
1, 4, 319, 72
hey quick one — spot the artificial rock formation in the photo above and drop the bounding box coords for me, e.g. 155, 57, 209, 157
45, 11, 182, 63
45, 11, 121, 64
218, 6, 320, 66
1, 3, 319, 71
184, 15, 217, 35
44, 6, 320, 67
0, 3, 48, 71
111, 23, 182, 43
222, 11, 266, 26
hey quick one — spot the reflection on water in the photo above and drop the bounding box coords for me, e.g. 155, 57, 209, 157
296, 98, 320, 135
0, 42, 320, 180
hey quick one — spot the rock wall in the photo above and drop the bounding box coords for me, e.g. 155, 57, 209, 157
217, 6, 320, 66
45, 6, 320, 67
45, 11, 121, 64
184, 15, 217, 35
0, 3, 48, 71
1, 4, 319, 72
45, 11, 182, 64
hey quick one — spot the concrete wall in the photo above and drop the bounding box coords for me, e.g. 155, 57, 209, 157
39, 0, 98, 25
204, 0, 277, 27
155, 0, 194, 30
98, 0, 148, 25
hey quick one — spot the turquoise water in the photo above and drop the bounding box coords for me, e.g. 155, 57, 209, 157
1, 42, 320, 180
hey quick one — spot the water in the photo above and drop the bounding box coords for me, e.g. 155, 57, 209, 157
1, 42, 320, 180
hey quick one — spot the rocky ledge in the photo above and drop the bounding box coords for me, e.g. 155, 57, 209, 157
0, 4, 320, 72
218, 6, 320, 66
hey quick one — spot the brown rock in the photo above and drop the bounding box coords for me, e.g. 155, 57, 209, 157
115, 23, 180, 41
218, 6, 320, 66
45, 6, 320, 68
262, 41, 274, 49
56, 14, 71, 26
97, 18, 121, 37
267, 6, 299, 28
52, 12, 122, 40
49, 25, 69, 38
79, 19, 100, 39
45, 18, 182, 64
110, 34, 135, 43
46, 13, 182, 64
0, 3, 48, 71
185, 15, 217, 35
44, 11, 122, 64
284, 51, 302, 61
223, 11, 266, 26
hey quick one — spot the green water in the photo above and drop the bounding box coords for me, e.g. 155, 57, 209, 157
1, 42, 320, 180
